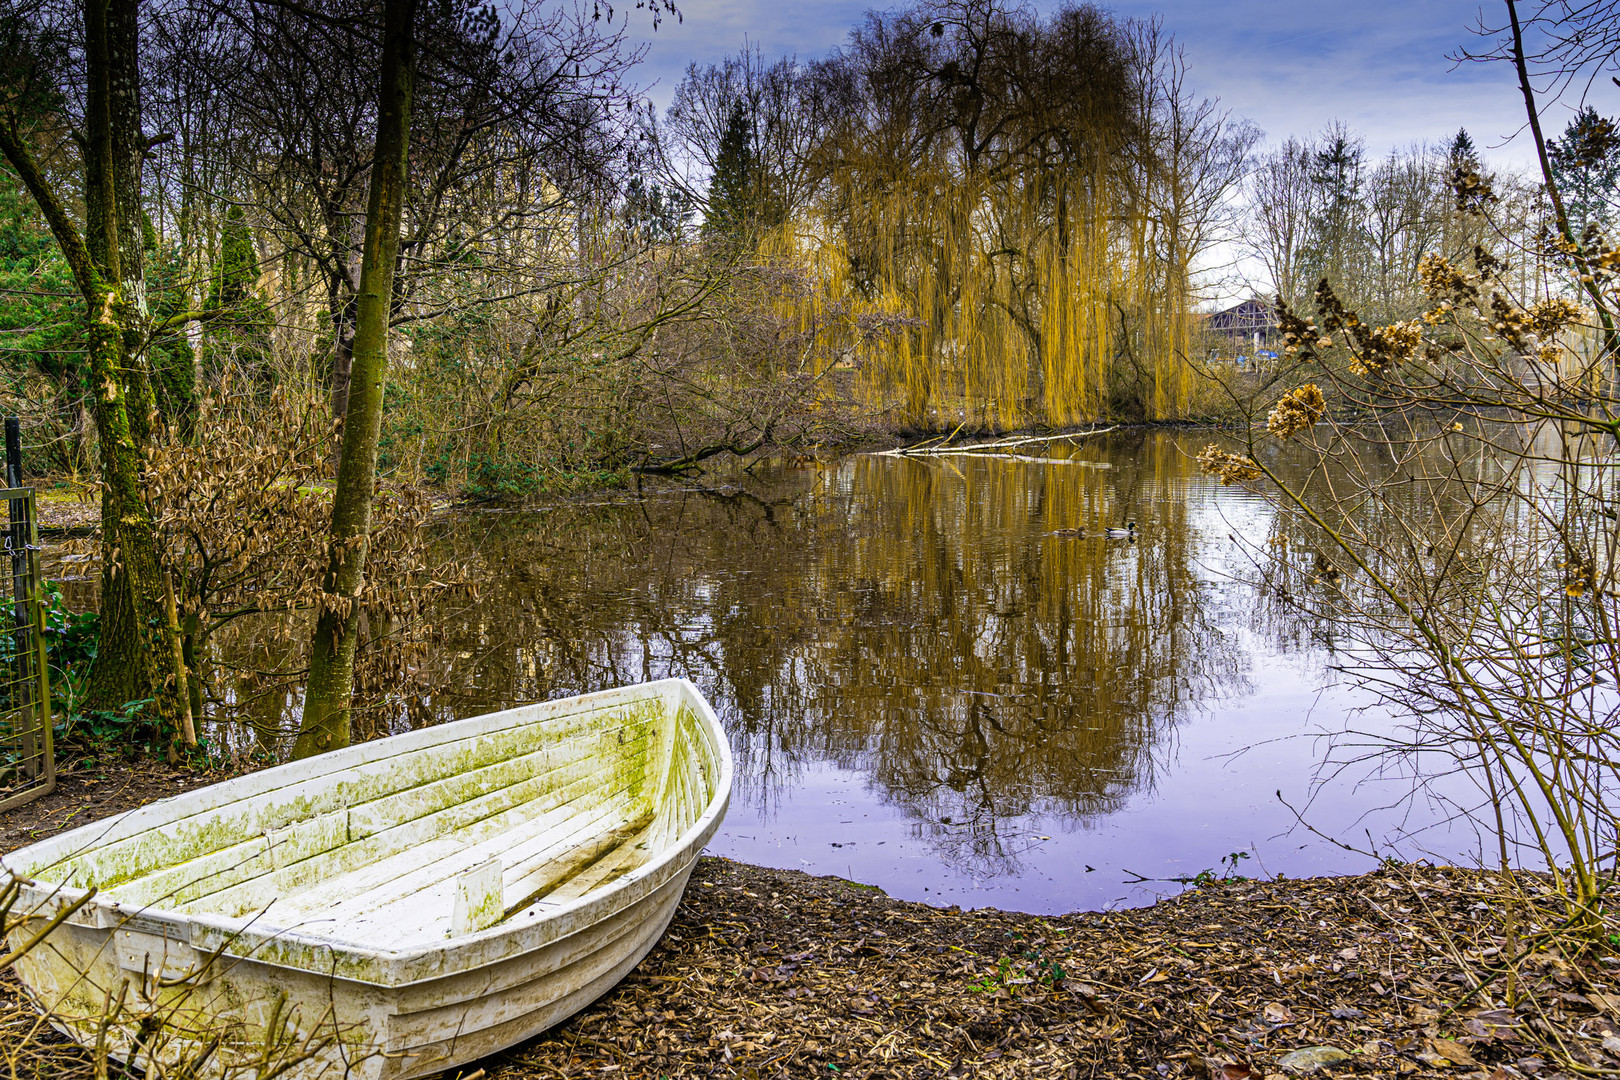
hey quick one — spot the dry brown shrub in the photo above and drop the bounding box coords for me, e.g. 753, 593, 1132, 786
2, 874, 346, 1077
64, 380, 480, 745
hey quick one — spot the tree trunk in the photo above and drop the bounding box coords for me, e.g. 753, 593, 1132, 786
330, 289, 358, 424
327, 215, 363, 429
0, 0, 181, 727
293, 0, 417, 759
88, 0, 178, 721
106, 0, 155, 445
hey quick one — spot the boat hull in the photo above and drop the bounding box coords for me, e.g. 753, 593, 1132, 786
3, 679, 731, 1079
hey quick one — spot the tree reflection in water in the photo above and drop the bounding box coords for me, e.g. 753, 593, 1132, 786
214, 431, 1274, 882
61, 431, 1496, 907
164, 428, 1540, 917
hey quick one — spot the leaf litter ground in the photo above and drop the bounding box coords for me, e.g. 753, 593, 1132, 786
485, 858, 1617, 1080
2, 764, 1617, 1080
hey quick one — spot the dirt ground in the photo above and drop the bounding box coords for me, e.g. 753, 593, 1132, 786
0, 759, 219, 851
3, 761, 1616, 1080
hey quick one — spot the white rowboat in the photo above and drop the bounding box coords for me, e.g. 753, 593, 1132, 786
1, 679, 732, 1079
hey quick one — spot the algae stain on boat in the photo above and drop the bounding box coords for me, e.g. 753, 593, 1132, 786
36, 702, 670, 895
451, 859, 505, 935
2, 679, 733, 1080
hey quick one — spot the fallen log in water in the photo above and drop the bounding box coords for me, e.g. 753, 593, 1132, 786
876, 425, 1119, 458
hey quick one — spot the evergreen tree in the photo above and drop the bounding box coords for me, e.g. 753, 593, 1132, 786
0, 168, 77, 380
1448, 128, 1479, 172
1441, 128, 1490, 267
624, 175, 691, 243
703, 101, 756, 246
1301, 126, 1367, 294
203, 203, 273, 382
143, 213, 196, 430
1549, 107, 1620, 237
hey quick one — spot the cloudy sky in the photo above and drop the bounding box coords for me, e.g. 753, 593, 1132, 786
626, 0, 1588, 166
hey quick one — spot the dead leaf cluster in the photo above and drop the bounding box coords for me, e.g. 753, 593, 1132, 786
56, 384, 484, 743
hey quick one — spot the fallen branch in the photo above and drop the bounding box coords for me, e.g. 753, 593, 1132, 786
900, 421, 968, 455
631, 433, 770, 475
876, 426, 1118, 457
966, 453, 1111, 467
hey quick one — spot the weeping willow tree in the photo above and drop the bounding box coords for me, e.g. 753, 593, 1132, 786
774, 0, 1241, 427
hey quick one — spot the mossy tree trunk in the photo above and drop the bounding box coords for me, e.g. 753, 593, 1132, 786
293, 0, 417, 759
0, 0, 180, 724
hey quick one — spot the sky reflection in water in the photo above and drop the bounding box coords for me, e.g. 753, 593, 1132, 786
221, 430, 1497, 913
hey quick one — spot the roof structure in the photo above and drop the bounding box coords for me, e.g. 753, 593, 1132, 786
1203, 298, 1272, 335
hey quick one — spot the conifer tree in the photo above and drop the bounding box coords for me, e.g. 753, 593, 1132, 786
624, 175, 690, 243
143, 213, 195, 429
1447, 127, 1479, 171
703, 101, 756, 246
203, 203, 272, 381
1549, 107, 1620, 237
0, 170, 77, 379
1438, 127, 1492, 269
1303, 126, 1366, 291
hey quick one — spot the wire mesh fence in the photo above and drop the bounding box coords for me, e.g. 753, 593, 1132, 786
0, 484, 51, 812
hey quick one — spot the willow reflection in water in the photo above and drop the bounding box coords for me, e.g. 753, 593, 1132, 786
207, 430, 1477, 912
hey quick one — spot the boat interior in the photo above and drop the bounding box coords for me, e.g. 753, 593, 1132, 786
12, 693, 720, 952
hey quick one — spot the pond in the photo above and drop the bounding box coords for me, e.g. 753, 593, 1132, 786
132, 429, 1502, 914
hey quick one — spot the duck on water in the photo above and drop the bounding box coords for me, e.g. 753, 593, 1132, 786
1051, 522, 1137, 539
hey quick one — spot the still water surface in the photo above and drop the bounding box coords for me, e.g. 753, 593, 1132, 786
207, 430, 1488, 913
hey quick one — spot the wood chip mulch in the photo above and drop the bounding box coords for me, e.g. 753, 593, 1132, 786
482, 858, 1617, 1080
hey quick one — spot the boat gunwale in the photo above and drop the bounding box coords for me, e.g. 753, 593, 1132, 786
2, 679, 734, 988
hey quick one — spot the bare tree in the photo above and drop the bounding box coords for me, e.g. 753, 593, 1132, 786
663, 44, 824, 228
189, 0, 646, 422
1243, 137, 1319, 306
1130, 22, 1260, 304
1361, 145, 1446, 320
293, 0, 416, 758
